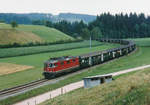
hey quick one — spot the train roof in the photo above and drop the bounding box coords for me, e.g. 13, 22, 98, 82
79, 44, 132, 58
79, 50, 105, 58
45, 56, 77, 63
79, 47, 120, 58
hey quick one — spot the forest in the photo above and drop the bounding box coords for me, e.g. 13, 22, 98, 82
35, 12, 150, 39
1, 12, 150, 39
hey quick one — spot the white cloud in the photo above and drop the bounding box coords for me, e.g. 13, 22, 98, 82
0, 0, 150, 15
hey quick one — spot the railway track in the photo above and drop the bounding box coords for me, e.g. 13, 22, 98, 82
0, 65, 104, 100
0, 66, 101, 100
0, 79, 48, 99
0, 39, 136, 100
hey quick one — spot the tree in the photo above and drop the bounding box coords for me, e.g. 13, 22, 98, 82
45, 21, 53, 27
32, 20, 45, 25
11, 21, 18, 28
0, 20, 5, 23
140, 22, 148, 37
134, 24, 140, 38
81, 28, 90, 39
91, 27, 103, 39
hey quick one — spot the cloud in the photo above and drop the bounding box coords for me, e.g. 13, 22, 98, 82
0, 0, 149, 15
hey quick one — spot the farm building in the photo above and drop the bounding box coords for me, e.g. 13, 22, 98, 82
83, 74, 112, 88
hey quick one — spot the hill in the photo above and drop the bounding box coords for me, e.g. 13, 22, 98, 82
0, 13, 96, 24
0, 24, 74, 45
54, 13, 96, 23
16, 25, 74, 42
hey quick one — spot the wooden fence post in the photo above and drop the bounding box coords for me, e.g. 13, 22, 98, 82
35, 100, 36, 105
50, 93, 51, 99
61, 88, 63, 94
27, 102, 30, 105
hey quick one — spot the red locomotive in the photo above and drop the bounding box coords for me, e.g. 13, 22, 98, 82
43, 56, 80, 78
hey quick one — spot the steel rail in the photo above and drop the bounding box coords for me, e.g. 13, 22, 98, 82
0, 79, 48, 96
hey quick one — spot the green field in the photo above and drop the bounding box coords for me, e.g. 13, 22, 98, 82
0, 43, 119, 90
1, 39, 150, 105
40, 68, 150, 105
38, 38, 150, 105
0, 40, 101, 58
128, 38, 150, 46
1, 38, 150, 105
0, 24, 74, 45
0, 29, 43, 45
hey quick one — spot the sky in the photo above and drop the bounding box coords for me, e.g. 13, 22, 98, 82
0, 0, 150, 15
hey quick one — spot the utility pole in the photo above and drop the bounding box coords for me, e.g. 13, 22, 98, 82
90, 36, 92, 48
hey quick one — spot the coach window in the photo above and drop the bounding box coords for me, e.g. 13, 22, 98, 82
49, 63, 55, 68
82, 59, 85, 63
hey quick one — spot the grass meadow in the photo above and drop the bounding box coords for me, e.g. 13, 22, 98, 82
0, 63, 33, 75
38, 38, 150, 105
1, 38, 150, 105
0, 29, 43, 45
40, 68, 150, 105
0, 40, 102, 58
128, 38, 150, 46
0, 43, 119, 90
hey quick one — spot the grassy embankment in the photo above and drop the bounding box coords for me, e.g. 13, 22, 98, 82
41, 68, 150, 105
0, 24, 74, 45
0, 39, 150, 105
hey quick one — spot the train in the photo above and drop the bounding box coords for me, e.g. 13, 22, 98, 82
43, 39, 136, 79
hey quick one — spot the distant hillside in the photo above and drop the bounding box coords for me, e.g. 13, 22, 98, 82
15, 25, 74, 42
0, 13, 96, 24
0, 24, 74, 45
0, 13, 32, 24
54, 13, 96, 23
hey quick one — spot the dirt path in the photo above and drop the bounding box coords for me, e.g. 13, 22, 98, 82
110, 65, 150, 76
14, 64, 150, 105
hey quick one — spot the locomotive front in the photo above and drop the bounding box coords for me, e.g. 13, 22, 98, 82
43, 56, 80, 79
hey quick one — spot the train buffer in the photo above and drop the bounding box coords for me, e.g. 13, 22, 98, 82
83, 74, 112, 88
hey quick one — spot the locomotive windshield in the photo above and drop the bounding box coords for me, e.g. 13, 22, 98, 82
49, 63, 55, 68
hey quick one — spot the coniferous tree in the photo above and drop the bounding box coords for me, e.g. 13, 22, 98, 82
91, 27, 103, 39
81, 28, 90, 39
